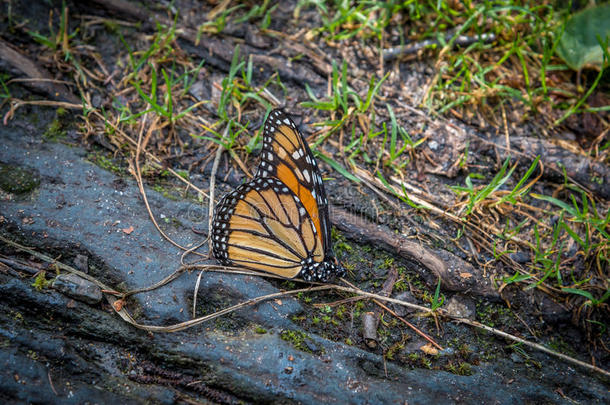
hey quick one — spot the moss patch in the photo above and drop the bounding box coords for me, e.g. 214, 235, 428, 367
280, 329, 320, 353
42, 108, 69, 141
0, 163, 40, 194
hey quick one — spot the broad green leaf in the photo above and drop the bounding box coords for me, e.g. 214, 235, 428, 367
556, 4, 610, 71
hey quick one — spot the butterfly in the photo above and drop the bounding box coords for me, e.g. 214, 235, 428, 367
211, 109, 345, 282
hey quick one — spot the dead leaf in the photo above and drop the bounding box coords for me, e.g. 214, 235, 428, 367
420, 343, 439, 355
112, 299, 124, 311
122, 226, 134, 234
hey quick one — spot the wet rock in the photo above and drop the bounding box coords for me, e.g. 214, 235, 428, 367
392, 291, 417, 317
2, 108, 608, 405
445, 295, 476, 319
52, 273, 102, 305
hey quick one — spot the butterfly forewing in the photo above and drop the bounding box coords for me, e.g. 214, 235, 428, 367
257, 110, 332, 251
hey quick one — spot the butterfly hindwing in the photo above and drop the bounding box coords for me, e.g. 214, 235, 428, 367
212, 177, 324, 278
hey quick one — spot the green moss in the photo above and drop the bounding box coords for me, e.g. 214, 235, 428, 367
87, 152, 125, 175
385, 339, 406, 361
280, 329, 317, 353
445, 362, 473, 376
12, 311, 24, 322
32, 271, 52, 290
380, 257, 394, 269
176, 169, 190, 181
43, 110, 68, 141
353, 301, 365, 318
0, 163, 40, 194
27, 350, 39, 361
394, 279, 408, 292
475, 301, 514, 328
296, 292, 312, 304
546, 336, 577, 357
335, 305, 347, 319
254, 326, 267, 334
103, 20, 120, 33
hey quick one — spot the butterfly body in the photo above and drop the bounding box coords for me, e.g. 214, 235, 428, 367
212, 110, 345, 282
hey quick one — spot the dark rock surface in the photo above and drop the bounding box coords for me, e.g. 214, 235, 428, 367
1, 114, 608, 403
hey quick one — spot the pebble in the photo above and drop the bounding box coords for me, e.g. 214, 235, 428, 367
391, 291, 417, 317
52, 273, 103, 305
72, 254, 89, 273
445, 295, 476, 319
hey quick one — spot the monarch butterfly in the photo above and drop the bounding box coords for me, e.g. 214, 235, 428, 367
211, 109, 345, 282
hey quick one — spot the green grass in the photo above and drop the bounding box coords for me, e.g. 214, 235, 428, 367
423, 278, 445, 311
196, 0, 277, 38
27, 1, 77, 52
295, 0, 428, 41
302, 59, 388, 134
450, 157, 539, 218
449, 153, 608, 307
191, 45, 277, 156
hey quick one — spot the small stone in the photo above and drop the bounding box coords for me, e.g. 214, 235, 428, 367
188, 81, 207, 102
72, 254, 89, 273
445, 295, 475, 319
91, 93, 103, 109
52, 273, 102, 304
428, 140, 439, 151
510, 353, 523, 363
392, 291, 416, 317
509, 251, 530, 264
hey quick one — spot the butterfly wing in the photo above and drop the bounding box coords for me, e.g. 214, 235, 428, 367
212, 177, 324, 278
256, 109, 333, 254
212, 109, 345, 282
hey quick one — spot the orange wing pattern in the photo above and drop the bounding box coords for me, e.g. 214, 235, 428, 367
213, 177, 323, 278
212, 109, 344, 282
256, 110, 332, 250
